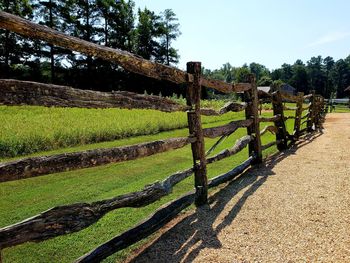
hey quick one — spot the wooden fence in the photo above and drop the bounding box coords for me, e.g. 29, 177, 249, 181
0, 11, 326, 263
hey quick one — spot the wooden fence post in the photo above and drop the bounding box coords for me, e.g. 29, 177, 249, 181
293, 92, 304, 139
244, 74, 262, 163
272, 90, 288, 150
307, 90, 316, 132
314, 96, 320, 129
314, 95, 324, 129
186, 62, 208, 206
320, 96, 326, 124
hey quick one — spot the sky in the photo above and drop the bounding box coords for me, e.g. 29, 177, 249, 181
133, 0, 350, 71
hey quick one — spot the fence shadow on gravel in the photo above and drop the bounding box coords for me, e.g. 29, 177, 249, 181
127, 131, 324, 263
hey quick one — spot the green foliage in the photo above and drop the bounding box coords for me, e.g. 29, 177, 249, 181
234, 66, 251, 82
272, 79, 284, 88
135, 7, 181, 65
0, 0, 183, 95
249, 62, 270, 80
135, 7, 162, 60
270, 56, 350, 98
155, 9, 181, 65
0, 0, 33, 77
257, 75, 273, 86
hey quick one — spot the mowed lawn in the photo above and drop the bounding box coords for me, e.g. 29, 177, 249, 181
0, 105, 297, 263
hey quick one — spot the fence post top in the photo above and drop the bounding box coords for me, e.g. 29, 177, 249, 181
186, 62, 201, 73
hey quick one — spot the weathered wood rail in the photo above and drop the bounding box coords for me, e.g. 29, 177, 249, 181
0, 137, 194, 182
0, 11, 326, 263
0, 79, 246, 116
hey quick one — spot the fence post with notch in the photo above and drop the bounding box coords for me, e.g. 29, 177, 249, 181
272, 90, 288, 150
293, 92, 304, 139
186, 62, 208, 206
307, 90, 316, 132
244, 74, 262, 163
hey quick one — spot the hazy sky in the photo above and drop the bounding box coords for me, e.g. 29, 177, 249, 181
133, 0, 350, 71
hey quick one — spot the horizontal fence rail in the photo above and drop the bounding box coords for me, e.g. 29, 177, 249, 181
0, 79, 188, 112
0, 137, 194, 182
0, 11, 327, 263
202, 119, 253, 138
0, 79, 249, 116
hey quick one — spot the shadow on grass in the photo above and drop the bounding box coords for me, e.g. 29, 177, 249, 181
126, 132, 322, 263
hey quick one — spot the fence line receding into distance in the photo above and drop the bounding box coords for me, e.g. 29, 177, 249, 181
0, 11, 326, 263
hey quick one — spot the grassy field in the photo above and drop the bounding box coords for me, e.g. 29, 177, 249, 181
330, 104, 350, 113
0, 105, 238, 159
0, 105, 297, 263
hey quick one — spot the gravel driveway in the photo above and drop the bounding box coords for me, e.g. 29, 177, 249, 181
127, 113, 350, 263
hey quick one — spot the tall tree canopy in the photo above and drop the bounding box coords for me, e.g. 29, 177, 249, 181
0, 0, 183, 95
0, 1, 349, 98
204, 55, 350, 98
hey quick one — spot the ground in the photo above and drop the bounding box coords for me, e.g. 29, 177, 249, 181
126, 113, 350, 263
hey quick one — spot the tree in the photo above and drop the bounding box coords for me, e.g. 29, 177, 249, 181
135, 8, 162, 60
272, 79, 285, 89
235, 66, 251, 82
108, 0, 135, 52
221, 62, 234, 83
249, 62, 270, 82
68, 0, 101, 87
307, 56, 326, 96
0, 0, 33, 77
33, 0, 75, 82
280, 63, 293, 83
290, 60, 309, 93
257, 76, 273, 86
271, 68, 282, 81
333, 58, 350, 98
156, 9, 181, 65
323, 56, 335, 98
96, 0, 115, 46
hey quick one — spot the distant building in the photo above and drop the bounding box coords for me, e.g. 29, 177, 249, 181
279, 84, 296, 95
345, 86, 350, 107
257, 86, 271, 93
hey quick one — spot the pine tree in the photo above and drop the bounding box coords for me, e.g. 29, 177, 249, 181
68, 0, 101, 87
33, 0, 75, 82
156, 9, 181, 66
135, 8, 162, 60
0, 0, 33, 77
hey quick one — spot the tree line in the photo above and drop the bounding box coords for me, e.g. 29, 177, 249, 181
0, 0, 182, 95
1, 1, 349, 98
204, 56, 350, 98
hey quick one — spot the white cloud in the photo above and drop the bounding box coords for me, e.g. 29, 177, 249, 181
308, 31, 350, 47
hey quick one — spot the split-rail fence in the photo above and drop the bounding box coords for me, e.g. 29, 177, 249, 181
0, 11, 326, 263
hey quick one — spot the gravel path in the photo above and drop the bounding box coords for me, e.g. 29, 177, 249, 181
127, 113, 350, 263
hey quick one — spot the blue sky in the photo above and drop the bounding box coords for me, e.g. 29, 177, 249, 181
133, 0, 350, 71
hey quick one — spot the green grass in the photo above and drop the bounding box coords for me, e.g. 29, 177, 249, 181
171, 97, 232, 110
330, 105, 350, 113
0, 106, 297, 263
0, 105, 240, 159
